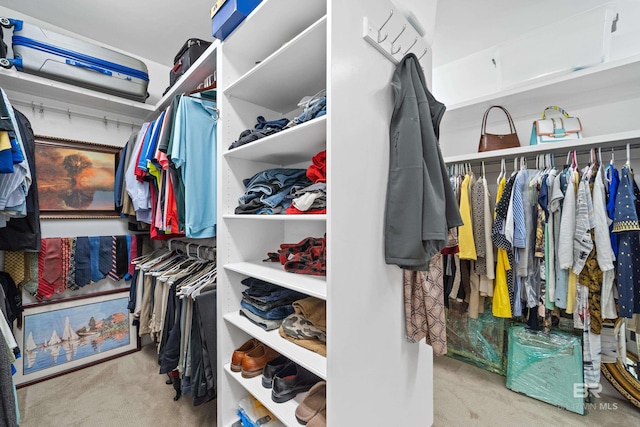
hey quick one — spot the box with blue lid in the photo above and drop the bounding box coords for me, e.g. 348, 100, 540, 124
211, 0, 263, 41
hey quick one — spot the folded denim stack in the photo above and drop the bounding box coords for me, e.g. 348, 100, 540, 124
236, 168, 313, 215
265, 236, 326, 276
228, 116, 290, 150
239, 277, 307, 330
286, 150, 326, 215
279, 297, 327, 356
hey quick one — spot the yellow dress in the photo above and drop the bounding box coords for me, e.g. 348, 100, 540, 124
492, 177, 512, 318
458, 174, 477, 260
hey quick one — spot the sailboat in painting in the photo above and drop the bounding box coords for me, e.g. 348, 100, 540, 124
25, 332, 38, 368
61, 316, 79, 341
48, 329, 61, 346
25, 332, 37, 352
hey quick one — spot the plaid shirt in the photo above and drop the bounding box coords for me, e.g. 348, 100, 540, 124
265, 236, 326, 276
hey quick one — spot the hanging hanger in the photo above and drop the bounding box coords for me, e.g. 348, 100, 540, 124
605, 148, 614, 184
626, 142, 631, 168
497, 158, 505, 185
481, 161, 486, 179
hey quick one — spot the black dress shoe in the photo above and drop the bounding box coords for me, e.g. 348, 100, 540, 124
262, 355, 289, 388
272, 362, 321, 403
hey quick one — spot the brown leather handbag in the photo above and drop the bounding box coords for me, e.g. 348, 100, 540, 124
478, 106, 521, 152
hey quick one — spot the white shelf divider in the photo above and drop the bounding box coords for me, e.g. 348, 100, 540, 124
224, 363, 307, 427
224, 261, 327, 300
224, 312, 327, 379
224, 116, 326, 164
443, 130, 640, 165
224, 16, 327, 113
223, 214, 326, 221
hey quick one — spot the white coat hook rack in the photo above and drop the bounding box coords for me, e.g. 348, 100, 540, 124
363, 4, 430, 66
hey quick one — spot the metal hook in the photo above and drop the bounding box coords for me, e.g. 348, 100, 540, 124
39, 103, 44, 114
67, 109, 71, 119
404, 38, 418, 55
418, 48, 428, 60
390, 24, 406, 54
103, 116, 108, 126
116, 119, 120, 129
377, 9, 393, 42
31, 102, 35, 114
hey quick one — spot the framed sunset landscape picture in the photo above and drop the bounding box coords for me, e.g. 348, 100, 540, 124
34, 136, 120, 218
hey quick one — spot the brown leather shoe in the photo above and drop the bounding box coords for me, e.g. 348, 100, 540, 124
241, 343, 280, 378
231, 338, 259, 372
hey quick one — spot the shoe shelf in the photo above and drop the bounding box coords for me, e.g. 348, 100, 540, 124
222, 0, 326, 81
224, 363, 307, 427
223, 116, 326, 163
224, 16, 327, 113
224, 261, 327, 300
224, 311, 327, 379
443, 129, 640, 164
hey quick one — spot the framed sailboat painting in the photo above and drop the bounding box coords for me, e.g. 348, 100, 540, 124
13, 289, 139, 387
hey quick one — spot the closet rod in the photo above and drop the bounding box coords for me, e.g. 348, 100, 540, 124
9, 99, 142, 129
168, 238, 216, 262
449, 141, 640, 168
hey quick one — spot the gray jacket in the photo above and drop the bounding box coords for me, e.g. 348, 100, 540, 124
385, 54, 462, 270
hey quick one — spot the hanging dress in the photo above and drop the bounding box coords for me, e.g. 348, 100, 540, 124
612, 166, 640, 318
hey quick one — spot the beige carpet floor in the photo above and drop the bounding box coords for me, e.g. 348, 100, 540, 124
17, 344, 216, 427
16, 344, 639, 426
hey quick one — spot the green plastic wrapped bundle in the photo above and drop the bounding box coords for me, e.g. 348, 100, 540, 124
506, 326, 585, 415
446, 301, 507, 375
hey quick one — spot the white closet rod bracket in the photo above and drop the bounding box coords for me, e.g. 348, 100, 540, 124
362, 7, 429, 67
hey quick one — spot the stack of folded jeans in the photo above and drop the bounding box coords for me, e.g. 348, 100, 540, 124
279, 296, 326, 356
228, 116, 290, 150
236, 168, 312, 215
239, 277, 307, 330
286, 150, 326, 215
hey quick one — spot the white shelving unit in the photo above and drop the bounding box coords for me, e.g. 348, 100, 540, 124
444, 130, 640, 164
223, 364, 307, 427
444, 54, 640, 125
438, 54, 640, 158
218, 1, 435, 426
0, 68, 155, 120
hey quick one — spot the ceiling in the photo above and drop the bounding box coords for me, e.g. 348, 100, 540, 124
0, 0, 214, 66
1, 0, 617, 69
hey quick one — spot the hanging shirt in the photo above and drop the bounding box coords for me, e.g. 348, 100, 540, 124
606, 165, 620, 257
458, 173, 477, 260
169, 96, 217, 238
125, 123, 152, 219
492, 176, 512, 318
613, 166, 640, 318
